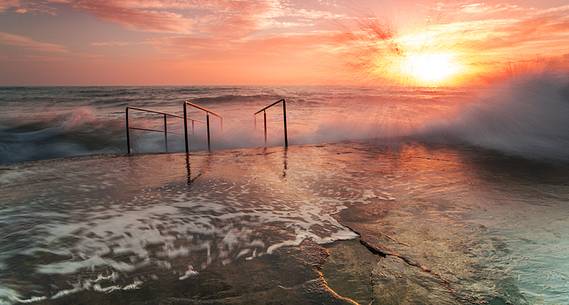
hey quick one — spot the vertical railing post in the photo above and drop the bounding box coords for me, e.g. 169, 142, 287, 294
263, 110, 267, 145
125, 107, 131, 154
254, 99, 289, 148
206, 113, 211, 152
184, 101, 221, 153
183, 102, 189, 154
163, 114, 168, 152
282, 99, 288, 147
185, 153, 191, 185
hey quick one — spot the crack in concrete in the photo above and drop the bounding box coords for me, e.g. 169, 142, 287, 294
315, 270, 361, 305
339, 223, 454, 290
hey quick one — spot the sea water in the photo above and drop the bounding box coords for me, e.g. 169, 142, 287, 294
1, 73, 569, 304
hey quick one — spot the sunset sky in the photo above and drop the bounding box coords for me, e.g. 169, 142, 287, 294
1, 0, 568, 85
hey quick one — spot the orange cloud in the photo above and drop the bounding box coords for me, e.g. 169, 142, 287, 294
1, 1, 568, 85
333, 3, 569, 84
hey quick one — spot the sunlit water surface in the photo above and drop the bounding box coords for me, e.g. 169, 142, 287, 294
1, 143, 568, 304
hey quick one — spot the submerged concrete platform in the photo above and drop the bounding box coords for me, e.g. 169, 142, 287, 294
2, 142, 569, 305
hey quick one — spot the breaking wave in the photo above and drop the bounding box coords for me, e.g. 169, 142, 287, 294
0, 107, 124, 164
1, 77, 568, 164
420, 71, 569, 161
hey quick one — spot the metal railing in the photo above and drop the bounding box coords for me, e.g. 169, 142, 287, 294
183, 101, 223, 153
254, 99, 288, 147
126, 98, 286, 155
125, 106, 201, 154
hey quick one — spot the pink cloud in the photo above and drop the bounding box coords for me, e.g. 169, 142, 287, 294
2, 0, 568, 85
0, 31, 68, 53
1, 0, 350, 36
69, 0, 193, 33
0, 0, 59, 14
147, 29, 351, 61
0, 0, 20, 12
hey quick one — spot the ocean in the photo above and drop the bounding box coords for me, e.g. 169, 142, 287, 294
1, 73, 569, 304
0, 85, 471, 163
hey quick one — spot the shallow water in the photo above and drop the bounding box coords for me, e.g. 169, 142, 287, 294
1, 142, 569, 304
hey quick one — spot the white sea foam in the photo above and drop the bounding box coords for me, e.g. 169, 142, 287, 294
421, 71, 569, 161
179, 265, 199, 280
0, 159, 371, 304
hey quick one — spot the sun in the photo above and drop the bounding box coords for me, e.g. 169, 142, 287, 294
400, 52, 462, 85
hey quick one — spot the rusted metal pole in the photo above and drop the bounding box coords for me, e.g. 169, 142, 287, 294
282, 99, 288, 147
185, 153, 191, 185
206, 113, 211, 152
125, 107, 131, 154
163, 114, 168, 152
183, 102, 189, 154
263, 110, 267, 145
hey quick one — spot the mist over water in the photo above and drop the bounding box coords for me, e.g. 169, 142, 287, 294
0, 86, 461, 163
421, 72, 569, 161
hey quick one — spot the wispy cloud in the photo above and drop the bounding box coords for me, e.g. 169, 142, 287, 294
71, 1, 195, 33
1, 0, 350, 35
0, 31, 68, 53
90, 41, 142, 47
411, 4, 569, 58
0, 0, 59, 14
1, 0, 568, 85
317, 2, 569, 83
0, 0, 19, 12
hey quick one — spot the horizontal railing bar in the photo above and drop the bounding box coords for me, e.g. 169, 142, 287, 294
127, 106, 204, 124
184, 101, 223, 118
253, 98, 288, 148
127, 106, 183, 118
129, 127, 182, 135
254, 99, 285, 115
129, 127, 164, 133
129, 127, 163, 133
